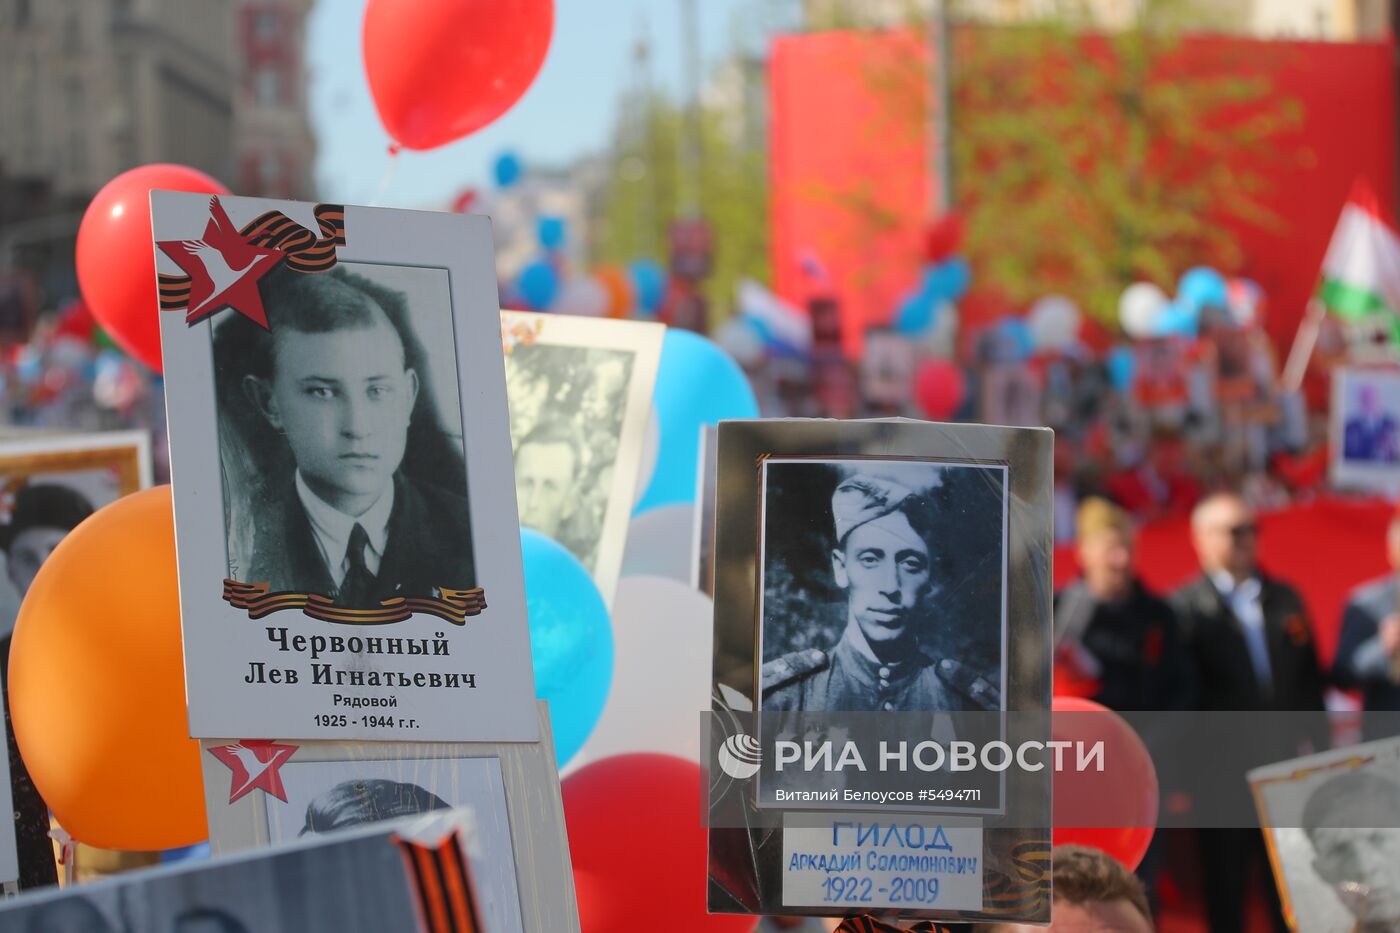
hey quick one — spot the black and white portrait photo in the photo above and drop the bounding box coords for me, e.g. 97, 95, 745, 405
501, 312, 663, 604
1252, 737, 1400, 933
505, 344, 630, 569
758, 458, 1005, 714
213, 262, 475, 608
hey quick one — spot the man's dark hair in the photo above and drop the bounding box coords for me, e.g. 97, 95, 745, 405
1, 483, 94, 552
212, 265, 466, 497
301, 778, 449, 835
1302, 770, 1400, 842
515, 418, 584, 476
1049, 845, 1152, 924
172, 906, 250, 933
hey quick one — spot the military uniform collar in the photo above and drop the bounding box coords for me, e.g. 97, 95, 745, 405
833, 618, 927, 689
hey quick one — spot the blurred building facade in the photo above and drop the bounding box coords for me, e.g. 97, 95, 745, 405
0, 0, 235, 307
235, 0, 316, 199
0, 0, 313, 324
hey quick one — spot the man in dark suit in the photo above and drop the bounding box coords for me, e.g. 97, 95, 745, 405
1172, 492, 1327, 933
239, 269, 474, 606
1334, 512, 1400, 739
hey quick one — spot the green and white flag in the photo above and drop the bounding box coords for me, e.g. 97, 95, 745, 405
1318, 179, 1400, 321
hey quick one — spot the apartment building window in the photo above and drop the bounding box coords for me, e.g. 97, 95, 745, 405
255, 9, 279, 39
255, 65, 281, 106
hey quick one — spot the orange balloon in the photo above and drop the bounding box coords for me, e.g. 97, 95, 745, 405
596, 266, 634, 319
10, 486, 206, 850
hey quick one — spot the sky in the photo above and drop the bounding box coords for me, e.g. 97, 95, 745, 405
307, 0, 786, 208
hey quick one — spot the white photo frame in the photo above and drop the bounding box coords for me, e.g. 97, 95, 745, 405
500, 311, 662, 607
153, 192, 536, 742
201, 703, 577, 933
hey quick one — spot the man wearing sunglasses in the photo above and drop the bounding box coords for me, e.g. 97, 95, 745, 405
1172, 492, 1328, 933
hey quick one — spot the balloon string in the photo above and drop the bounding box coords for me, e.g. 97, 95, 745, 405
369, 144, 402, 207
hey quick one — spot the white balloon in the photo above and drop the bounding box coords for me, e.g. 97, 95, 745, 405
620, 503, 694, 584
554, 275, 608, 317
922, 301, 959, 358
571, 576, 712, 767
1027, 294, 1081, 349
715, 316, 765, 368
633, 408, 660, 509
1118, 282, 1168, 339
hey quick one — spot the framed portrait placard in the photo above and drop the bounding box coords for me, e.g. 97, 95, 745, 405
0, 803, 575, 933
152, 192, 537, 742
1250, 736, 1400, 932
500, 311, 662, 606
706, 419, 1053, 926
200, 704, 577, 933
0, 429, 151, 890
1330, 366, 1400, 496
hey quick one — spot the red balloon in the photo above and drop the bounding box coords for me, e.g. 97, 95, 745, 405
363, 0, 554, 151
1051, 696, 1157, 871
923, 212, 964, 263
76, 164, 229, 373
914, 358, 967, 419
563, 754, 756, 933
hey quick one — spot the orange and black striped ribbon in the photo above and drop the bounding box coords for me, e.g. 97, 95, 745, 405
158, 203, 347, 311
223, 579, 485, 626
393, 829, 480, 933
833, 839, 1052, 931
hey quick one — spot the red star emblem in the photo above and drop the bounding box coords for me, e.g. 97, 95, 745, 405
157, 196, 284, 328
207, 740, 299, 804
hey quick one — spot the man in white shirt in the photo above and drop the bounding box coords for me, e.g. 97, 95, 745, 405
1171, 492, 1326, 933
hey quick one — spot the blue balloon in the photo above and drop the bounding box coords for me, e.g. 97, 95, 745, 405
1106, 346, 1136, 391
922, 257, 972, 303
520, 529, 613, 766
1177, 266, 1227, 312
494, 151, 523, 188
160, 842, 210, 864
628, 259, 666, 314
997, 317, 1034, 361
516, 260, 559, 311
537, 215, 566, 251
635, 329, 759, 514
1153, 301, 1199, 338
894, 288, 939, 336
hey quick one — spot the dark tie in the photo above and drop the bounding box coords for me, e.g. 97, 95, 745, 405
339, 523, 376, 607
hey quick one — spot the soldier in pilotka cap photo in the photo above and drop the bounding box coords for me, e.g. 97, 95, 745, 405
762, 467, 1000, 714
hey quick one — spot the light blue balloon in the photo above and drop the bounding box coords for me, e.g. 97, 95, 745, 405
494, 151, 523, 188
537, 215, 566, 251
516, 260, 559, 311
1153, 301, 1199, 338
635, 329, 759, 514
520, 529, 613, 766
894, 288, 938, 335
1177, 266, 1227, 311
1106, 346, 1136, 391
997, 317, 1034, 361
923, 257, 972, 303
160, 842, 210, 864
629, 259, 666, 314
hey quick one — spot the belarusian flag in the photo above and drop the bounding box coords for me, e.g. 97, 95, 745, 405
1318, 179, 1400, 320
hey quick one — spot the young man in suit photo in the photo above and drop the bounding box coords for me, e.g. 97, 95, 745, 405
214, 266, 475, 608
